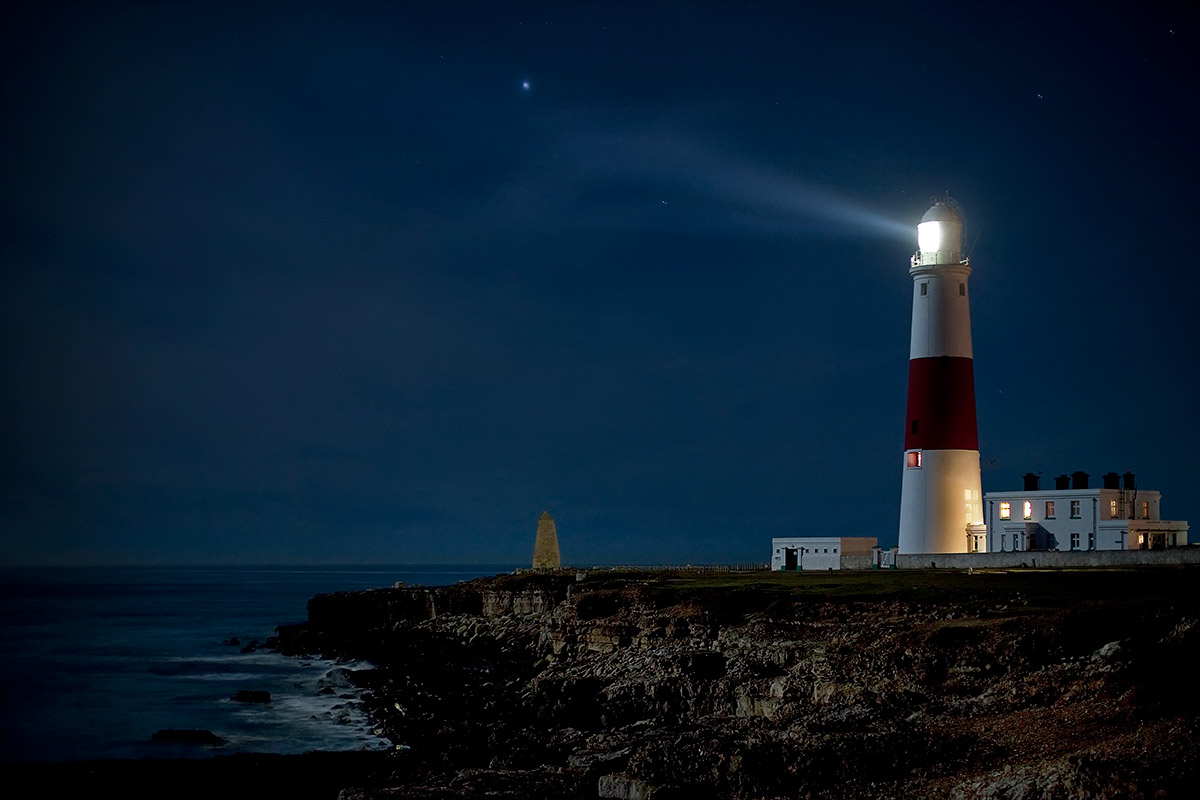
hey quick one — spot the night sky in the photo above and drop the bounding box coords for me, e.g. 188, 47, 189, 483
3, 1, 1197, 566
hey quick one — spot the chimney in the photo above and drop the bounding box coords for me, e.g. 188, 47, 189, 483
1023, 472, 1040, 491
1071, 471, 1090, 490
1123, 471, 1137, 491
1055, 474, 1071, 490
1102, 472, 1120, 490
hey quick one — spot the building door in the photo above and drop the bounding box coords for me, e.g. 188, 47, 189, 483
785, 548, 798, 571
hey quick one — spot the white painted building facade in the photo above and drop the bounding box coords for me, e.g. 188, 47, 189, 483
984, 473, 1188, 552
771, 537, 878, 571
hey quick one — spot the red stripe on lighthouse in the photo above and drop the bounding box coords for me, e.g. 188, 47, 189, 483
904, 356, 978, 451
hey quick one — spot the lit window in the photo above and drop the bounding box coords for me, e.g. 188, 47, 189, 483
1070, 500, 1080, 518
1110, 499, 1118, 518
1070, 532, 1080, 550
906, 451, 922, 468
1138, 533, 1145, 548
1045, 501, 1055, 519
999, 502, 1011, 520
1023, 501, 1032, 520
1141, 501, 1149, 519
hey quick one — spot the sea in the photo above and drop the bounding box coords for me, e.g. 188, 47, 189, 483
0, 564, 517, 764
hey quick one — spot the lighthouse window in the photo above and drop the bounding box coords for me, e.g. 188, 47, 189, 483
999, 502, 1011, 520
920, 283, 928, 296
906, 451, 922, 468
911, 420, 919, 434
959, 282, 965, 296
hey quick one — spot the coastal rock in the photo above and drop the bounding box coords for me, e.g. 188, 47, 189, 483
273, 568, 1200, 800
598, 772, 659, 799
232, 690, 271, 703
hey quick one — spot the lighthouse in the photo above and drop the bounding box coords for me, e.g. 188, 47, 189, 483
898, 196, 985, 554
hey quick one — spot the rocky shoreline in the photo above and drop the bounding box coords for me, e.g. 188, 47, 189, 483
15, 567, 1198, 799
269, 566, 1197, 799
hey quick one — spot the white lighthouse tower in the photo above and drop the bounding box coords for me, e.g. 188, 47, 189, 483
898, 196, 985, 554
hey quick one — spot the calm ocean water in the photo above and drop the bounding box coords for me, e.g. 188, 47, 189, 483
0, 564, 516, 763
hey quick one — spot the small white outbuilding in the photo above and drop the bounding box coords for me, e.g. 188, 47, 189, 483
771, 537, 878, 571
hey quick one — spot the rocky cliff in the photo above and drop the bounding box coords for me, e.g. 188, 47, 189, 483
273, 567, 1200, 799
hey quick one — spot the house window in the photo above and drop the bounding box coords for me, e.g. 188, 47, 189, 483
1070, 532, 1080, 550
1088, 531, 1095, 550
1110, 499, 1118, 518
1070, 500, 1080, 519
906, 451, 922, 468
1138, 533, 1145, 548
920, 283, 928, 296
1001, 534, 1007, 550
1045, 501, 1055, 519
1141, 501, 1149, 519
1023, 501, 1032, 520
999, 502, 1011, 520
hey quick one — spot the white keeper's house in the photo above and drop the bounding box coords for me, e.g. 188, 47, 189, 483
984, 471, 1189, 552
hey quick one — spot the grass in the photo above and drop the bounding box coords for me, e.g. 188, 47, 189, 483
470, 566, 1200, 626
607, 565, 1200, 610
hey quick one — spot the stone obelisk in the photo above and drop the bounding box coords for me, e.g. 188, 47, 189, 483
532, 510, 561, 570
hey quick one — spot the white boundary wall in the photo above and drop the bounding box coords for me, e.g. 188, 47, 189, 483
851, 547, 1200, 570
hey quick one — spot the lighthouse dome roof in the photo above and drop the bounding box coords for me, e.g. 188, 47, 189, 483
921, 196, 964, 225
